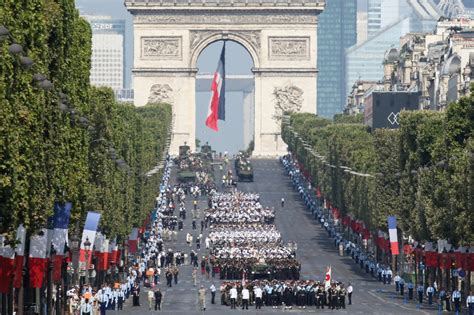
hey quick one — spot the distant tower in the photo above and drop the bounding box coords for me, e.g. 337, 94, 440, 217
437, 0, 466, 17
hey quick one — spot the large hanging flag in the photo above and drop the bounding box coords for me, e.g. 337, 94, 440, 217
387, 216, 399, 255
29, 229, 49, 288
79, 212, 101, 271
205, 41, 226, 131
324, 266, 332, 289
0, 235, 16, 293
13, 225, 26, 288
52, 202, 72, 281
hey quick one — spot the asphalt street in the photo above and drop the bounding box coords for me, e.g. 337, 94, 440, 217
118, 158, 442, 315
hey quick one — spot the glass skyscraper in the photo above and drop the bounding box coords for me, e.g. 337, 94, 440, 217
84, 16, 126, 92
317, 0, 357, 118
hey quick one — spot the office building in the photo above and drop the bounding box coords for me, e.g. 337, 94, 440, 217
85, 16, 126, 92
317, 0, 357, 118
357, 11, 368, 45
346, 0, 439, 98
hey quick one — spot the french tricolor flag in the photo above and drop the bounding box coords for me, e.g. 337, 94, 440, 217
128, 228, 139, 254
13, 225, 26, 289
79, 212, 101, 271
205, 41, 226, 131
51, 202, 72, 282
98, 237, 109, 271
29, 229, 49, 288
387, 216, 399, 255
108, 238, 118, 265
0, 235, 16, 293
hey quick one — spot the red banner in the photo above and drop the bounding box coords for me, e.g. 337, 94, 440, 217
403, 244, 413, 255
440, 253, 451, 270
469, 253, 474, 272
454, 252, 467, 270
425, 252, 438, 268
362, 228, 370, 240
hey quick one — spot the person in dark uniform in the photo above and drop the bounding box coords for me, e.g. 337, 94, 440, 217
316, 285, 325, 309
154, 289, 162, 310
338, 285, 346, 309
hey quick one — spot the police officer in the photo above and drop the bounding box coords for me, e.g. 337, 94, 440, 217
399, 278, 405, 296
452, 289, 462, 313
407, 281, 414, 300
417, 283, 424, 304
394, 274, 401, 292
80, 299, 93, 315
426, 284, 435, 305
466, 291, 474, 315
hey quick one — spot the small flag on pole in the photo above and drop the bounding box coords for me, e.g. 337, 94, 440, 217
387, 216, 399, 255
128, 228, 139, 254
205, 41, 226, 131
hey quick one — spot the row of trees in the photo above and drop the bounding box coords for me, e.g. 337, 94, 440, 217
282, 97, 473, 246
0, 0, 172, 242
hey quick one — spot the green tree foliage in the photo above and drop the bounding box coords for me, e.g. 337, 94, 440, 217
282, 101, 473, 245
0, 1, 172, 242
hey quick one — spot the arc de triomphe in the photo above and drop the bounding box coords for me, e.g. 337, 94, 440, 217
125, 0, 325, 156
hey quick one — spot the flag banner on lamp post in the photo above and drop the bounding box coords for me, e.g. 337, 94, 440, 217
13, 224, 26, 288
52, 202, 72, 281
0, 235, 15, 293
387, 216, 399, 255
109, 238, 118, 265
128, 228, 139, 254
29, 229, 49, 288
205, 41, 226, 131
79, 211, 101, 271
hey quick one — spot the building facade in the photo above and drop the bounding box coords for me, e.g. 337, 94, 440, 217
85, 16, 126, 92
381, 18, 474, 110
317, 0, 357, 118
345, 0, 439, 100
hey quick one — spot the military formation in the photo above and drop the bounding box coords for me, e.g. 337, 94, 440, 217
204, 191, 301, 281
218, 280, 351, 310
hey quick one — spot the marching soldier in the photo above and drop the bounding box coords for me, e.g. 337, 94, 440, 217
338, 284, 346, 309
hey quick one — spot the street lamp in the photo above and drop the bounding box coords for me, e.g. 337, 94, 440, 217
47, 245, 56, 315
70, 235, 80, 286
84, 237, 91, 285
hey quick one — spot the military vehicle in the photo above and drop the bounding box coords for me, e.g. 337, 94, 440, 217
200, 143, 213, 160
178, 144, 190, 160
250, 263, 273, 280
235, 155, 254, 182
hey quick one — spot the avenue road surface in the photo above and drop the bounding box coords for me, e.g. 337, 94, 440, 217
120, 159, 440, 314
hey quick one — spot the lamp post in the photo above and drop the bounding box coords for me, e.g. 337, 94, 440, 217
70, 235, 80, 286
84, 237, 91, 285
47, 245, 56, 315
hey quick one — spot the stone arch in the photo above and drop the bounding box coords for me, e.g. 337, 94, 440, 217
190, 31, 261, 69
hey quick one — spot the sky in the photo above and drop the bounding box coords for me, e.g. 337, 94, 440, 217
75, 0, 253, 154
